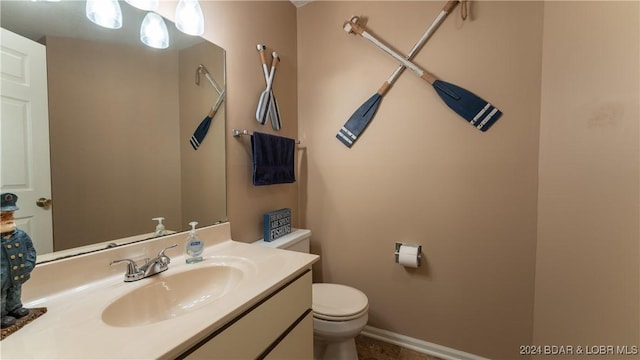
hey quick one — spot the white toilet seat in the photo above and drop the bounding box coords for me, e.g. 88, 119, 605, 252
312, 283, 369, 321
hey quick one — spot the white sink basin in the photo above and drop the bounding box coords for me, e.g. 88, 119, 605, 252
2, 224, 320, 360
102, 264, 245, 327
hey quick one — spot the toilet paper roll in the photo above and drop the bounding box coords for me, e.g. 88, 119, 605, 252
398, 244, 421, 268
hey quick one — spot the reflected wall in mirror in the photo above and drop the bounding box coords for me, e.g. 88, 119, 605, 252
0, 0, 227, 263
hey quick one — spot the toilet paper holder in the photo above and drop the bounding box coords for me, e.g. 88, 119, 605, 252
395, 242, 422, 267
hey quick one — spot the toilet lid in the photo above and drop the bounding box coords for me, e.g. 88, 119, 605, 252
312, 283, 368, 321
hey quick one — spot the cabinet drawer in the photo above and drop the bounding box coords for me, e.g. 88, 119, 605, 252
184, 271, 312, 359
264, 311, 313, 360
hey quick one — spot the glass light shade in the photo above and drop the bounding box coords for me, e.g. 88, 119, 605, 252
86, 0, 122, 29
140, 12, 169, 49
124, 0, 158, 11
175, 0, 204, 36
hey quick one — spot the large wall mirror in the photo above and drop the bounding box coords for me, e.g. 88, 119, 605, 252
1, 1, 227, 263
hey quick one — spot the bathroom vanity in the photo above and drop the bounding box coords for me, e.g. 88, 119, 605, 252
181, 271, 313, 359
0, 223, 318, 359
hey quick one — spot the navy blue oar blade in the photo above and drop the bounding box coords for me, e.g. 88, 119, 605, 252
190, 115, 212, 150
336, 93, 382, 147
432, 80, 502, 132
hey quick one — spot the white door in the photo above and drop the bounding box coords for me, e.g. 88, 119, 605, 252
1, 28, 53, 254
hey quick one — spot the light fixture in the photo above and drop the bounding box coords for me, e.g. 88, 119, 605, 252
124, 0, 158, 12
85, 0, 123, 29
140, 12, 169, 49
175, 0, 204, 36
81, 0, 205, 49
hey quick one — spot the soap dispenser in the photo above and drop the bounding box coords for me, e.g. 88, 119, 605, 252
152, 217, 166, 237
185, 221, 204, 264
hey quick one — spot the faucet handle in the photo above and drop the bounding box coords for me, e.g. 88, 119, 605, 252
158, 244, 178, 256
158, 244, 178, 265
158, 244, 178, 257
110, 258, 144, 282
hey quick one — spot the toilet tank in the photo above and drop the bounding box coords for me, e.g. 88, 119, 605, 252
252, 229, 311, 253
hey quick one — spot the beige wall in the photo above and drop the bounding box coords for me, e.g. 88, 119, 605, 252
298, 1, 542, 359
46, 37, 182, 250
534, 1, 640, 357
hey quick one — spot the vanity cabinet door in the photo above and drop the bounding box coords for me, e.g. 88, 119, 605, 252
182, 271, 312, 359
264, 311, 313, 359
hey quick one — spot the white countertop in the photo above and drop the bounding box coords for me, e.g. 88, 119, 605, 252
0, 223, 318, 359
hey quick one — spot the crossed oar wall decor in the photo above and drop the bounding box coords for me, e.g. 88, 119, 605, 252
337, 0, 502, 148
256, 44, 282, 131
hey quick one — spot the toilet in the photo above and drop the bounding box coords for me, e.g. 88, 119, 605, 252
253, 229, 368, 360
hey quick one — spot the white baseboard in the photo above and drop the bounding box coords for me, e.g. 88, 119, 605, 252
361, 326, 490, 360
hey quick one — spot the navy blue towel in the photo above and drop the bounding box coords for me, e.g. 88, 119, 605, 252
251, 132, 296, 186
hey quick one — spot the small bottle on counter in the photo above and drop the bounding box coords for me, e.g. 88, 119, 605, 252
184, 221, 203, 264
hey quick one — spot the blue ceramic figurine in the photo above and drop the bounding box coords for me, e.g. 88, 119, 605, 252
1, 193, 37, 328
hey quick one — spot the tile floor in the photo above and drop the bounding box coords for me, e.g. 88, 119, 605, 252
355, 335, 443, 360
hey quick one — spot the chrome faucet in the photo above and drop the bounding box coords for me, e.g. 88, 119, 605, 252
111, 244, 177, 282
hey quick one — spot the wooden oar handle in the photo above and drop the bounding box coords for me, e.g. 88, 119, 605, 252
263, 52, 280, 89
378, 81, 391, 96
257, 44, 268, 66
343, 16, 363, 35
271, 52, 280, 69
421, 71, 437, 84
443, 0, 459, 13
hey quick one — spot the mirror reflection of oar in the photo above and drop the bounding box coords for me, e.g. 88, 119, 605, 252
191, 65, 226, 150
344, 16, 502, 132
190, 89, 225, 150
197, 64, 223, 94
337, 0, 461, 148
